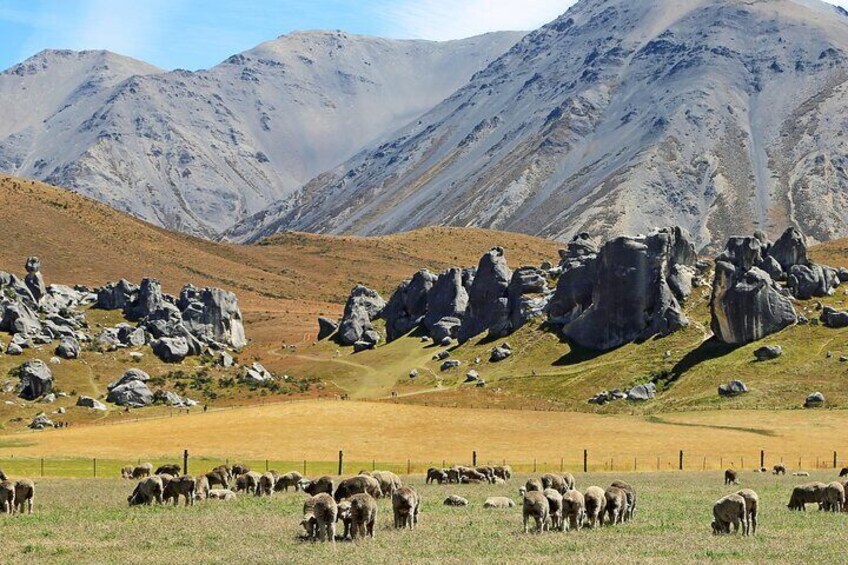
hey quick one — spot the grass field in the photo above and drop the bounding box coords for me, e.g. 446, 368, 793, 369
2, 471, 846, 564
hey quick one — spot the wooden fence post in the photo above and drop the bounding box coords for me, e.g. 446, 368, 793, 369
338, 451, 344, 476
760, 450, 764, 469
303, 460, 307, 475
533, 458, 537, 473
93, 458, 97, 478
183, 450, 189, 475
834, 451, 838, 469
472, 451, 477, 466
560, 457, 564, 472
678, 450, 683, 471
407, 459, 411, 475
40, 458, 44, 477
583, 450, 588, 473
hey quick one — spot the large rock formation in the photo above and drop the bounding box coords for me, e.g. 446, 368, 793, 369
96, 279, 138, 310
561, 227, 696, 351
786, 264, 839, 300
127, 278, 179, 322
383, 270, 437, 342
458, 248, 512, 343
180, 286, 247, 349
547, 234, 599, 325
338, 285, 385, 346
423, 268, 469, 337
107, 369, 154, 407
710, 236, 797, 345
767, 227, 807, 273
18, 359, 53, 400
504, 267, 550, 337
24, 257, 46, 303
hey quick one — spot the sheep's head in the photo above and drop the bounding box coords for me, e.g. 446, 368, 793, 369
519, 487, 527, 496
710, 520, 720, 535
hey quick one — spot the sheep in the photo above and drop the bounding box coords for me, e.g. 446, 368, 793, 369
212, 464, 231, 480
235, 471, 262, 495
793, 472, 810, 477
840, 467, 848, 478
371, 470, 402, 497
337, 500, 352, 539
257, 472, 275, 497
120, 465, 134, 479
231, 463, 250, 476
523, 491, 550, 533
736, 489, 758, 535
205, 470, 229, 490
787, 482, 826, 511
484, 497, 515, 509
426, 468, 448, 485
724, 469, 738, 485
604, 486, 627, 526
460, 469, 488, 483
525, 478, 543, 493
711, 493, 747, 535
128, 476, 164, 506
562, 489, 586, 532
155, 464, 181, 476
132, 463, 153, 479
475, 466, 496, 483
301, 496, 319, 540
822, 482, 845, 513
583, 486, 607, 528
208, 489, 236, 501
163, 475, 196, 507
350, 493, 378, 540
0, 480, 14, 514
13, 479, 34, 514
334, 475, 382, 502
772, 464, 787, 475
313, 493, 338, 543
561, 473, 576, 492
543, 488, 565, 532
194, 474, 210, 501
300, 476, 334, 496
392, 486, 420, 529
0, 469, 7, 480
446, 467, 461, 483
274, 471, 303, 492
493, 465, 513, 481
444, 495, 469, 507
541, 473, 568, 494
610, 480, 636, 522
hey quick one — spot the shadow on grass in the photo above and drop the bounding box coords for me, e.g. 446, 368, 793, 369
552, 341, 612, 366
666, 337, 742, 382
645, 415, 778, 437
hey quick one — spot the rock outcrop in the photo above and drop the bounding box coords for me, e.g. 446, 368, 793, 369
18, 359, 53, 400
96, 279, 138, 310
383, 270, 437, 342
179, 286, 247, 349
547, 234, 599, 325
338, 285, 385, 346
107, 369, 154, 407
55, 336, 81, 359
458, 247, 512, 343
423, 268, 469, 337
24, 257, 46, 303
718, 380, 749, 397
317, 317, 338, 340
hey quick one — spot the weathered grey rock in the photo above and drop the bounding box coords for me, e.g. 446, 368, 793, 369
767, 227, 807, 272
758, 255, 784, 281
490, 346, 511, 362
787, 264, 839, 300
804, 392, 825, 408
127, 278, 179, 322
108, 368, 150, 390
588, 391, 612, 405
338, 285, 385, 346
107, 379, 154, 407
96, 328, 121, 351
96, 279, 138, 310
76, 396, 107, 411
154, 390, 185, 406
117, 325, 146, 347
409, 369, 418, 378
434, 351, 450, 361
423, 268, 469, 333
465, 370, 480, 383
152, 337, 190, 363
29, 414, 54, 429
430, 316, 462, 343
5, 342, 23, 355
0, 301, 41, 336
627, 383, 657, 402
243, 362, 272, 384
711, 236, 797, 345
384, 270, 437, 341
39, 393, 56, 404
317, 317, 338, 340
563, 227, 695, 351
718, 380, 749, 397
438, 336, 452, 347
353, 340, 375, 353
18, 359, 53, 400
839, 268, 848, 283
821, 307, 848, 329
440, 359, 460, 371
55, 336, 81, 359
754, 345, 783, 361
504, 267, 549, 335
362, 329, 381, 346
218, 351, 235, 368
458, 248, 512, 343
180, 286, 247, 349
24, 257, 46, 303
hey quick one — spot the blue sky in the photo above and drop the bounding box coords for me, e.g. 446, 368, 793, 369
2, 0, 848, 71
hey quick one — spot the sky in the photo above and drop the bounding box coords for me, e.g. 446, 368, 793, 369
1, 0, 848, 71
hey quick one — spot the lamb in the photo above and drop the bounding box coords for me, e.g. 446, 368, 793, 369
493, 465, 513, 481
543, 488, 565, 532
541, 473, 568, 494
13, 479, 34, 514
787, 482, 826, 511
132, 463, 153, 479
163, 475, 196, 507
334, 475, 382, 502
604, 486, 627, 526
371, 470, 402, 497
583, 486, 607, 528
444, 495, 469, 507
483, 497, 515, 509
711, 493, 747, 535
426, 468, 448, 485
208, 489, 236, 501
724, 469, 738, 485
610, 480, 636, 522
205, 470, 229, 490
735, 489, 758, 535
194, 474, 210, 501
120, 465, 134, 479
300, 476, 334, 496
337, 500, 352, 539
155, 464, 181, 476
562, 489, 586, 532
523, 491, 550, 533
257, 472, 275, 497
350, 493, 378, 540
772, 464, 786, 475
275, 471, 303, 492
392, 486, 420, 529
128, 476, 164, 506
822, 482, 845, 513
0, 480, 14, 514
301, 496, 319, 539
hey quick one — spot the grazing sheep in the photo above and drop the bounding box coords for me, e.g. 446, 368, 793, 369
446, 467, 461, 484
132, 463, 153, 479
257, 472, 275, 497
205, 470, 229, 490
313, 493, 338, 543
337, 500, 352, 539
772, 464, 787, 475
0, 480, 14, 514
301, 496, 319, 539
493, 465, 513, 481
13, 479, 34, 514
604, 486, 627, 526
236, 471, 262, 495
840, 467, 848, 478
562, 490, 586, 532
543, 488, 565, 532
444, 495, 469, 507
787, 482, 826, 511
231, 464, 250, 476
334, 475, 382, 502
523, 491, 550, 533
212, 464, 231, 479
724, 469, 738, 485
128, 476, 164, 506
525, 478, 543, 493
392, 486, 420, 530
793, 472, 810, 477
484, 497, 515, 509
155, 464, 181, 476
610, 480, 636, 522
300, 476, 334, 496
475, 466, 496, 483
561, 473, 576, 492
350, 493, 378, 540
583, 486, 607, 528
735, 489, 758, 535
712, 493, 747, 535
163, 475, 196, 507
274, 471, 303, 492
208, 489, 236, 501
460, 469, 488, 483
426, 468, 448, 485
371, 471, 402, 497
194, 475, 210, 501
120, 465, 134, 479
541, 473, 568, 494
822, 482, 846, 513
0, 469, 7, 480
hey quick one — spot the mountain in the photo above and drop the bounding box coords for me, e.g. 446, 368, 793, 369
0, 31, 524, 237
228, 0, 848, 251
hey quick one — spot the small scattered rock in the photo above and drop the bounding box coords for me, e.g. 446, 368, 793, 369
753, 345, 782, 361
76, 396, 108, 411
627, 383, 657, 402
440, 360, 461, 371
804, 392, 825, 408
490, 347, 511, 362
718, 380, 749, 397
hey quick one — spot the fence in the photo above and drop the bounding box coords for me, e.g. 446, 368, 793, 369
1, 448, 846, 479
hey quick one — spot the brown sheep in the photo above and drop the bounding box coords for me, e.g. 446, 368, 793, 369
460, 469, 488, 483
610, 480, 636, 522
772, 464, 786, 475
0, 480, 14, 514
236, 471, 262, 495
446, 467, 461, 484
583, 486, 607, 528
541, 473, 568, 494
120, 465, 134, 480
475, 466, 496, 483
392, 486, 420, 529
350, 493, 378, 539
543, 488, 565, 532
604, 486, 627, 526
822, 482, 845, 513
712, 493, 747, 535
275, 471, 303, 492
212, 464, 231, 479
426, 468, 448, 485
334, 475, 382, 502
840, 467, 848, 478
194, 475, 210, 501
257, 472, 275, 497
13, 479, 34, 514
301, 496, 319, 539
724, 469, 738, 485
524, 478, 543, 493
313, 493, 338, 543
205, 470, 229, 490
562, 489, 585, 532
155, 464, 181, 476
523, 491, 550, 533
208, 489, 236, 501
493, 465, 513, 481
736, 489, 758, 535
231, 463, 250, 476
128, 476, 164, 506
163, 475, 196, 507
300, 476, 334, 497
337, 500, 352, 539
371, 471, 402, 497
787, 482, 827, 511
132, 462, 153, 479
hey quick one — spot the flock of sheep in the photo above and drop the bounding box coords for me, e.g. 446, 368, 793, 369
0, 470, 34, 515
